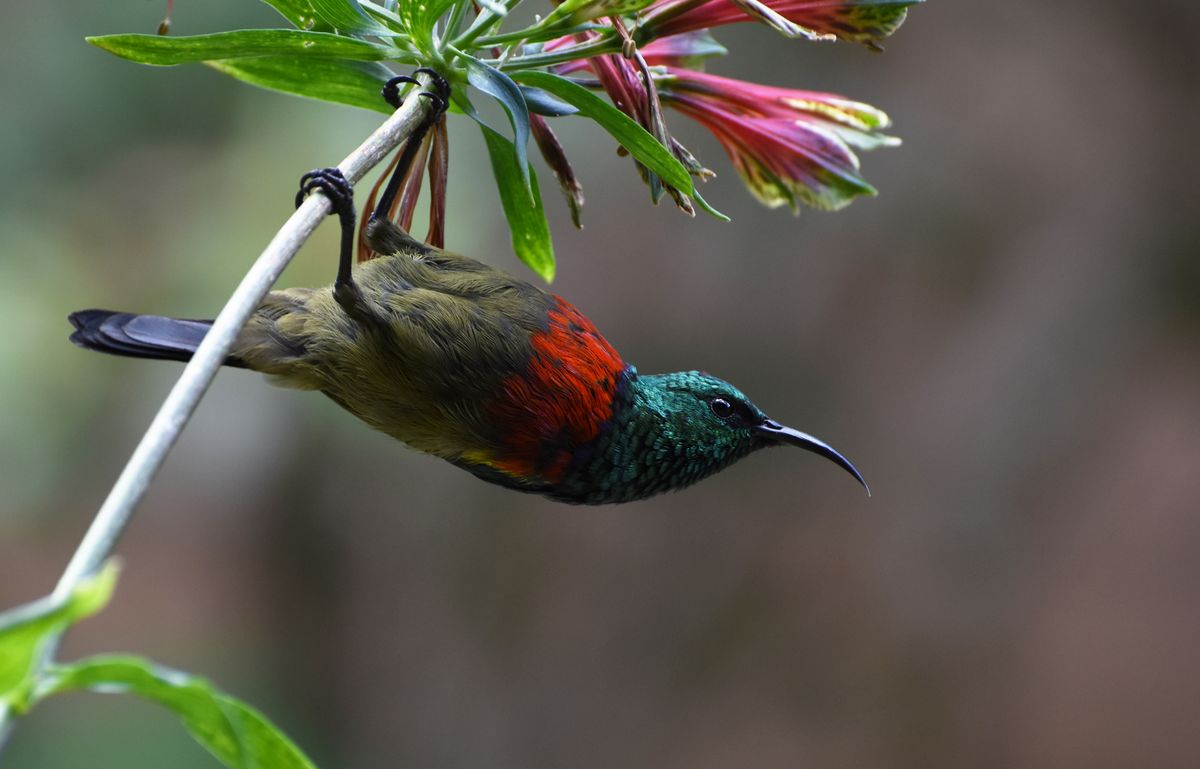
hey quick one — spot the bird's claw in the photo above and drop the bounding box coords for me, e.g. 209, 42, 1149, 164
381, 75, 419, 109
296, 167, 354, 223
381, 69, 450, 116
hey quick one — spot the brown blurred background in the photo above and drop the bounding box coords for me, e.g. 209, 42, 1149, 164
3, 1, 1199, 767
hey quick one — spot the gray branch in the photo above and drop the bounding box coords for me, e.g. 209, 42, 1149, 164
0, 72, 435, 754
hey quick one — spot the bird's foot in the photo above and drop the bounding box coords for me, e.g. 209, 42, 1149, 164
296, 167, 354, 223
297, 167, 361, 307
381, 69, 450, 116
333, 280, 366, 314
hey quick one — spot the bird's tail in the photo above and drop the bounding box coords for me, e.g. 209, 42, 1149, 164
68, 309, 245, 367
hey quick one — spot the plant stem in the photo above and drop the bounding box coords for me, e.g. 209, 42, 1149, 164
494, 35, 621, 70
445, 0, 472, 40
359, 0, 406, 28
451, 0, 526, 50
474, 21, 605, 47
0, 72, 438, 758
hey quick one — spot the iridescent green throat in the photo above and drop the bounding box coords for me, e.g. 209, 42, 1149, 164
549, 369, 767, 504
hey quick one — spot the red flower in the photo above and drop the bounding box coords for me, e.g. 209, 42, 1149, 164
658, 68, 898, 210
639, 0, 919, 50
559, 28, 705, 212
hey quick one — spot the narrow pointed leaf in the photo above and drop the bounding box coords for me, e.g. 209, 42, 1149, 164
308, 0, 393, 35
87, 30, 400, 66
465, 57, 532, 190
37, 656, 316, 769
258, 0, 334, 31
520, 86, 579, 117
479, 124, 555, 281
512, 71, 728, 220
206, 56, 396, 112
398, 0, 460, 45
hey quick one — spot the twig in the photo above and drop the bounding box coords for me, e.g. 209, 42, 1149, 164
0, 72, 437, 754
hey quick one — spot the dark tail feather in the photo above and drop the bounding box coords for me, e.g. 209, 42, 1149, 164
69, 310, 246, 367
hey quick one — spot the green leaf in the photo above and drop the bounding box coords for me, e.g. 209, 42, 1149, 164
258, 0, 335, 32
465, 56, 532, 190
520, 85, 578, 117
511, 71, 728, 219
37, 656, 315, 769
396, 0, 460, 47
206, 56, 396, 112
308, 0, 394, 35
87, 30, 400, 66
0, 562, 119, 711
479, 124, 555, 281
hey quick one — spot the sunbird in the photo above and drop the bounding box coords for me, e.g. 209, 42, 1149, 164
69, 72, 867, 504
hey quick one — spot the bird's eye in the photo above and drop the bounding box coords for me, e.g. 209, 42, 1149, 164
710, 397, 734, 419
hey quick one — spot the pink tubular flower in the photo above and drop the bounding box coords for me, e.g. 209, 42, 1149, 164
658, 68, 898, 210
545, 32, 648, 120
589, 50, 649, 122
658, 68, 899, 150
639, 0, 920, 50
637, 30, 729, 68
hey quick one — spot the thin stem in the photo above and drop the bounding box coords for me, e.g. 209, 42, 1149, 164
451, 0, 526, 50
474, 21, 605, 47
445, 0, 471, 39
453, 11, 501, 49
0, 73, 438, 757
494, 35, 621, 70
53, 87, 432, 600
359, 0, 406, 28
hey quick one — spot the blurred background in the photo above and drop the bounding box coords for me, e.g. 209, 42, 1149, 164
3, 1, 1199, 767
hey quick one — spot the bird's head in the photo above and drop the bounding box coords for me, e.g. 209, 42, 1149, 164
638, 371, 869, 495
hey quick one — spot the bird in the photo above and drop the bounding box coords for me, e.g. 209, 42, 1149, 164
68, 72, 867, 505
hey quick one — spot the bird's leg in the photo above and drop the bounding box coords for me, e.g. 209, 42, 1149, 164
370, 69, 451, 230
295, 167, 367, 316
293, 71, 450, 318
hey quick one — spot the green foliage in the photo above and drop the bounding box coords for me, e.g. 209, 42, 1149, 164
511, 71, 728, 220
1, 562, 316, 769
0, 562, 118, 714
36, 657, 317, 769
205, 57, 396, 112
81, 0, 912, 279
259, 0, 336, 32
395, 0, 461, 51
87, 30, 403, 65
518, 86, 578, 117
79, 0, 743, 280
464, 55, 532, 190
305, 0, 393, 35
480, 124, 555, 282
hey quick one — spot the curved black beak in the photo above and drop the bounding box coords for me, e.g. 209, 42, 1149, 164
754, 420, 870, 496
